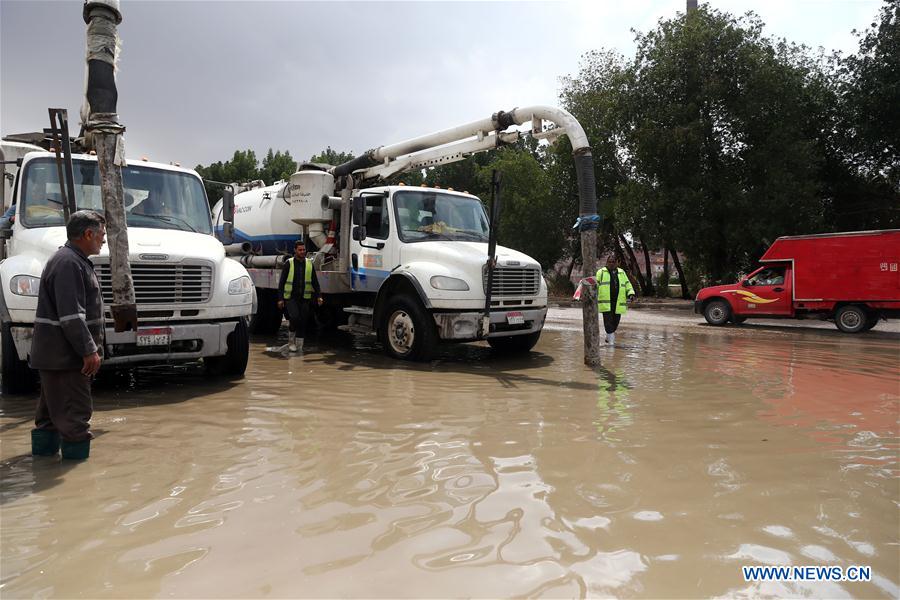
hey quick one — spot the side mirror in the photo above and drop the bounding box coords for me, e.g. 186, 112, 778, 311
351, 196, 365, 226
352, 225, 367, 241
222, 187, 235, 223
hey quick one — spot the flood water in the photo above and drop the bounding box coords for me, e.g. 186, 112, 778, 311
1, 315, 898, 598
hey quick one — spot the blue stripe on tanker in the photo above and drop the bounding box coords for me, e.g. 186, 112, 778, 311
215, 226, 299, 255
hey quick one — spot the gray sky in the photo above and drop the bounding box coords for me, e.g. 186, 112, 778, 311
1, 0, 883, 170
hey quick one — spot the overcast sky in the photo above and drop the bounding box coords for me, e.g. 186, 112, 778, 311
1, 0, 884, 169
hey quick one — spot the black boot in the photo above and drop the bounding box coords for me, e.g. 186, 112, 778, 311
31, 429, 60, 456
61, 439, 90, 460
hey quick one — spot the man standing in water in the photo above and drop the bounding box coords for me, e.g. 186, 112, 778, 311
30, 210, 106, 460
277, 240, 319, 352
596, 255, 635, 345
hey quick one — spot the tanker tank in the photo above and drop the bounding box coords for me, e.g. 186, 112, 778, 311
213, 171, 335, 255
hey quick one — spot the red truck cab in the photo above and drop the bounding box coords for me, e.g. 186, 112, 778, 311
695, 230, 900, 333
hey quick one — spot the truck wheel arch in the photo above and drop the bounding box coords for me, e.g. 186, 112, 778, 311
373, 272, 431, 328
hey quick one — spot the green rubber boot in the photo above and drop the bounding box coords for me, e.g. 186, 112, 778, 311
61, 439, 90, 460
31, 429, 60, 456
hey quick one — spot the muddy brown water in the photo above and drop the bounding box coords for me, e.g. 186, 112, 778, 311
1, 318, 898, 598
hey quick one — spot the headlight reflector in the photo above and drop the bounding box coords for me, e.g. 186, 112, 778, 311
228, 276, 253, 295
11, 275, 40, 296
430, 275, 469, 291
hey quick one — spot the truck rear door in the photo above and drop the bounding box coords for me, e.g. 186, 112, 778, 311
734, 265, 793, 316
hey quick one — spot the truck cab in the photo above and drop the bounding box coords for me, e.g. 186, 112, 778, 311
336, 185, 547, 359
1, 149, 255, 394
696, 264, 795, 325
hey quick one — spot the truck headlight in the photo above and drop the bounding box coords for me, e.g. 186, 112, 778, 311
228, 276, 253, 295
10, 275, 40, 296
430, 275, 469, 291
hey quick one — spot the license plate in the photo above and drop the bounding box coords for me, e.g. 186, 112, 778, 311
506, 311, 525, 325
136, 327, 171, 346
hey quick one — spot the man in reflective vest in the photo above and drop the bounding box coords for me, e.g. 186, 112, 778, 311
277, 240, 319, 352
596, 255, 635, 345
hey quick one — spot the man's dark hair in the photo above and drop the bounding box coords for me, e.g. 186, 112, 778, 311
294, 239, 305, 249
67, 210, 106, 241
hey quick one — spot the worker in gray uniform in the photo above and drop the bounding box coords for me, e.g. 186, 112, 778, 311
29, 210, 106, 460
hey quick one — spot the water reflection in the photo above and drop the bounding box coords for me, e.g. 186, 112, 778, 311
1, 324, 897, 598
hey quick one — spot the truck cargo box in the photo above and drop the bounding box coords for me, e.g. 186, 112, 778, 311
760, 230, 899, 302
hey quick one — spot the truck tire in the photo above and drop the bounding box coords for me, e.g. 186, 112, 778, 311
862, 314, 879, 332
488, 331, 541, 354
379, 295, 435, 361
703, 300, 731, 326
204, 318, 250, 376
1, 322, 38, 395
250, 289, 283, 335
835, 305, 867, 333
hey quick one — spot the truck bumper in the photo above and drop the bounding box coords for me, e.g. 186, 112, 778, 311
433, 307, 547, 340
9, 321, 239, 366
103, 321, 239, 365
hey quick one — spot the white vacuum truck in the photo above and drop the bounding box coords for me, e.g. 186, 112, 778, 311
0, 140, 255, 394
212, 106, 598, 361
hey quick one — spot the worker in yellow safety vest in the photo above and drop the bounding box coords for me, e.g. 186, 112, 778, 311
596, 255, 635, 345
277, 240, 319, 352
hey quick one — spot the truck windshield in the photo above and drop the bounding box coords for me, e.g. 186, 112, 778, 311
393, 190, 489, 243
19, 157, 212, 234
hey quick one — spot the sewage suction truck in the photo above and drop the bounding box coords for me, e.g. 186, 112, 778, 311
212, 106, 597, 361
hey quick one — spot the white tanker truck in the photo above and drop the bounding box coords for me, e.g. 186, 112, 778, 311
212, 106, 599, 361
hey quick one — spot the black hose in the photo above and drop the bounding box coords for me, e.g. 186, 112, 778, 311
331, 151, 379, 177
574, 152, 598, 217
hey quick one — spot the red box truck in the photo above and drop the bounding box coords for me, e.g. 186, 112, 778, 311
694, 230, 900, 333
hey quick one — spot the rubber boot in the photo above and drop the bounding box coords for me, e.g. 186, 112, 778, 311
288, 332, 298, 353
31, 429, 60, 456
608, 332, 616, 345
61, 439, 90, 460
604, 333, 612, 344
297, 338, 304, 352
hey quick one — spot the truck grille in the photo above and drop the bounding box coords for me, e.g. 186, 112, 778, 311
94, 261, 213, 304
483, 267, 540, 296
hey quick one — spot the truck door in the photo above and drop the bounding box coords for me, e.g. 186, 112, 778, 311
736, 265, 792, 316
349, 193, 397, 292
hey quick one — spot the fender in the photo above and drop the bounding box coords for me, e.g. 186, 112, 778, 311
373, 271, 432, 327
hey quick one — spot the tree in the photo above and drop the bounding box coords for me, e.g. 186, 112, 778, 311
258, 149, 296, 185
474, 147, 567, 270
196, 149, 261, 206
309, 146, 355, 166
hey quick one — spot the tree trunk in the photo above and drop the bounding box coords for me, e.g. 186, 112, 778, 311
618, 233, 646, 294
662, 247, 670, 298
669, 244, 691, 299
639, 236, 656, 296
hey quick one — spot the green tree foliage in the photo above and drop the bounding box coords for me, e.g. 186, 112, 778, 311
474, 148, 569, 270
309, 146, 355, 166
258, 149, 297, 185
827, 0, 900, 228
196, 148, 296, 206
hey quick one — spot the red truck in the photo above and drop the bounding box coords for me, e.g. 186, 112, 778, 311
695, 230, 900, 333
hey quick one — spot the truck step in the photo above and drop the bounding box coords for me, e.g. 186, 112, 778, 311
337, 324, 377, 336
343, 306, 374, 316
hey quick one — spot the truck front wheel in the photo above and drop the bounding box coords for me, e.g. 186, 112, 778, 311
379, 295, 436, 361
703, 300, 731, 326
1, 322, 38, 395
488, 331, 541, 354
835, 305, 867, 333
204, 318, 250, 376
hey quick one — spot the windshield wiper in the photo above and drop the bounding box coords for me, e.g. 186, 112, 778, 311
133, 213, 197, 232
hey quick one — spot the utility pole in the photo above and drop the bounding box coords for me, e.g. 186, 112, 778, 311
81, 0, 137, 332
